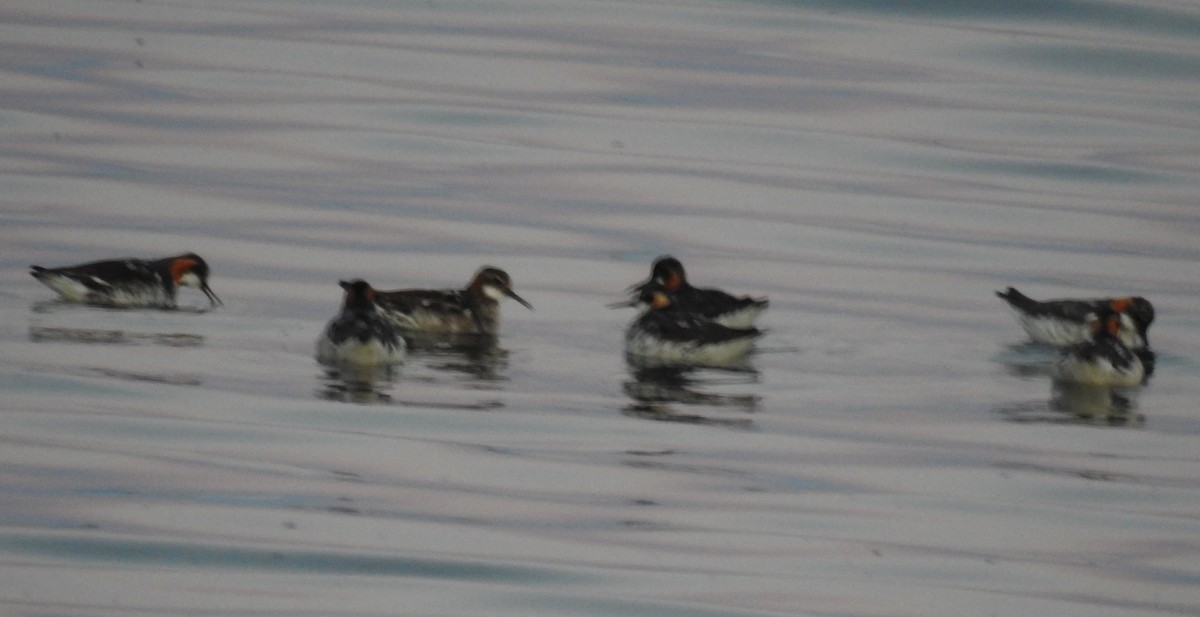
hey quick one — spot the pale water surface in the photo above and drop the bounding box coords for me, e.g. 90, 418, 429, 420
2, 0, 1199, 615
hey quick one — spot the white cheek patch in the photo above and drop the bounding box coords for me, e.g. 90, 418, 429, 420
1116, 313, 1145, 347
482, 284, 506, 302
177, 272, 201, 288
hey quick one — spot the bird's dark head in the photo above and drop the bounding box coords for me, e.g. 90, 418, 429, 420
339, 279, 376, 309
171, 253, 222, 307
649, 255, 686, 292
471, 266, 533, 311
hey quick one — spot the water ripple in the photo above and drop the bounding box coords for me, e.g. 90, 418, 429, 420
3, 532, 583, 583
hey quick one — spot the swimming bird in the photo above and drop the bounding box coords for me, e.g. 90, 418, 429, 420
316, 279, 405, 367
626, 255, 767, 328
374, 267, 533, 337
996, 286, 1153, 349
1054, 306, 1145, 387
30, 253, 222, 308
622, 287, 762, 368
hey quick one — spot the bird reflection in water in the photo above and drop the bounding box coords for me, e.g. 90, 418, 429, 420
1050, 382, 1144, 427
622, 362, 760, 428
403, 332, 510, 385
317, 334, 511, 405
995, 342, 1057, 380
1045, 344, 1154, 426
994, 378, 1149, 427
317, 363, 399, 404
995, 342, 1154, 427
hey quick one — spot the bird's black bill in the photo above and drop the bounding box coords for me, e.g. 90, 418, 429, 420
202, 282, 223, 307
624, 278, 653, 294
506, 288, 534, 311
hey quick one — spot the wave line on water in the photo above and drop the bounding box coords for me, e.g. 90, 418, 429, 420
1, 532, 586, 584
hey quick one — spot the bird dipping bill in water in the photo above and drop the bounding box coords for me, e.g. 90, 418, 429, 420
30, 253, 222, 308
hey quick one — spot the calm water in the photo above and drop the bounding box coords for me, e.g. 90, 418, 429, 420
2, 0, 1199, 615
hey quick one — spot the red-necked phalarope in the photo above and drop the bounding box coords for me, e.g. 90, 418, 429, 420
626, 255, 767, 328
316, 279, 406, 367
30, 253, 222, 308
996, 286, 1153, 349
1054, 306, 1145, 387
621, 287, 762, 368
374, 266, 532, 336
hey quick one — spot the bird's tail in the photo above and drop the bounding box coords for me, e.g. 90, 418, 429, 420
995, 286, 1039, 312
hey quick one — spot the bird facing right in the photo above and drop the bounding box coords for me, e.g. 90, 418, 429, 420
996, 286, 1153, 349
30, 253, 222, 309
374, 266, 532, 338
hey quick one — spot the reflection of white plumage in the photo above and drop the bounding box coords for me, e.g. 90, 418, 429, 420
1051, 383, 1140, 425
316, 280, 406, 368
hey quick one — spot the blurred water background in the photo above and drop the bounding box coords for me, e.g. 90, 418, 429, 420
2, 0, 1199, 615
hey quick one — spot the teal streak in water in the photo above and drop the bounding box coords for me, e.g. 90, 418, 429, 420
991, 44, 1200, 80
955, 159, 1163, 185
778, 0, 1200, 37
3, 533, 582, 584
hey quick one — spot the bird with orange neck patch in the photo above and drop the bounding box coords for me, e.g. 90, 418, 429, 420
996, 286, 1153, 350
1054, 306, 1146, 387
620, 286, 762, 368
625, 256, 767, 328
30, 253, 222, 308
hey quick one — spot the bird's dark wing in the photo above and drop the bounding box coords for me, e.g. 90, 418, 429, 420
375, 289, 467, 315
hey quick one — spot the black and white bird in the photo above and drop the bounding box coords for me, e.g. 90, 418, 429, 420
625, 255, 767, 328
1054, 306, 1146, 387
621, 286, 762, 368
316, 280, 406, 368
996, 286, 1153, 350
30, 253, 222, 308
